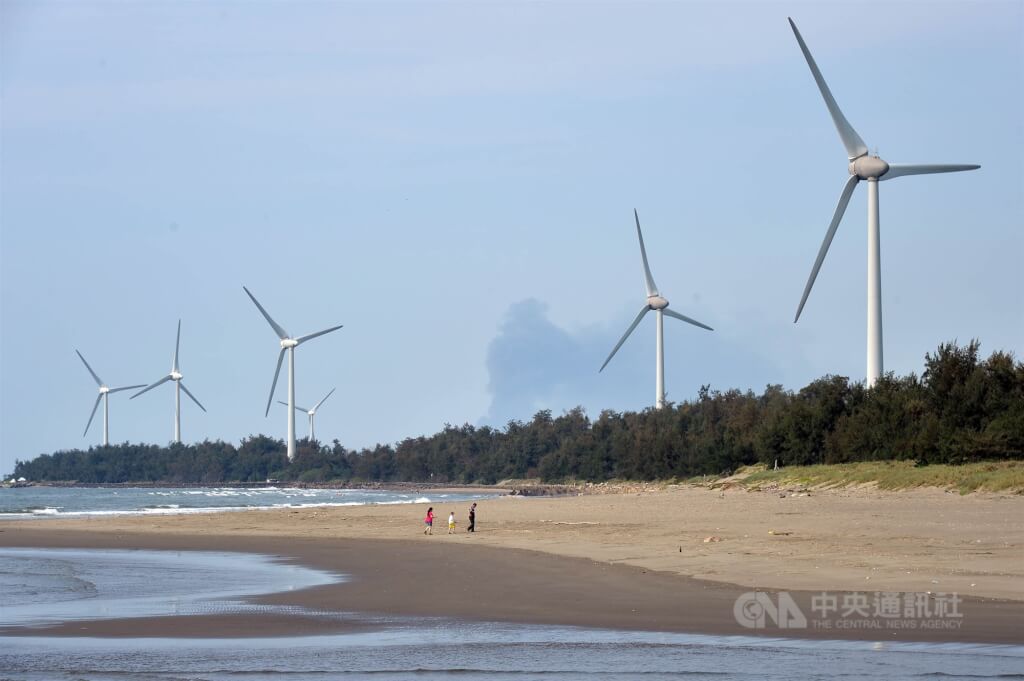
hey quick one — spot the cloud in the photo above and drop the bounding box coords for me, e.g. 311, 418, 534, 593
482, 298, 795, 427
483, 299, 590, 424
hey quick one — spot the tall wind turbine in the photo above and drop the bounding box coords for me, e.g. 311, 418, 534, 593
599, 210, 713, 409
278, 387, 335, 442
788, 18, 980, 387
131, 320, 206, 443
244, 286, 343, 461
75, 350, 144, 446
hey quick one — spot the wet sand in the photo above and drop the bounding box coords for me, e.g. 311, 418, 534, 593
1, 486, 1021, 643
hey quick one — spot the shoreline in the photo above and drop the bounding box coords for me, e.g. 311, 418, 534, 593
1, 484, 1022, 644
5, 481, 508, 493
1, 528, 1021, 645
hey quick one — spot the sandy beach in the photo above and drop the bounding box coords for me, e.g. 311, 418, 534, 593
1, 485, 1021, 643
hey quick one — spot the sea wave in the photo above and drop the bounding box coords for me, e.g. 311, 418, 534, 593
32, 507, 62, 515
0, 496, 467, 519
0, 486, 493, 520
0, 506, 63, 516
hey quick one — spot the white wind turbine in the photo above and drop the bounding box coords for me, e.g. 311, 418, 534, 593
788, 18, 980, 387
244, 286, 343, 461
278, 387, 336, 443
131, 320, 206, 443
600, 210, 713, 409
75, 350, 144, 446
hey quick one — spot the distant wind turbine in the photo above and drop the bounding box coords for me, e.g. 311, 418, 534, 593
788, 18, 980, 387
75, 350, 144, 446
278, 387, 336, 442
131, 320, 206, 443
244, 286, 343, 461
599, 210, 713, 409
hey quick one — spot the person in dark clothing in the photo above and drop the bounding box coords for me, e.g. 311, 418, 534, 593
467, 502, 477, 532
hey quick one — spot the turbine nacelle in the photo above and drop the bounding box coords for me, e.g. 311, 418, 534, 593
598, 210, 713, 381
130, 320, 206, 443
76, 350, 146, 443
789, 17, 981, 388
647, 295, 669, 311
243, 287, 343, 460
850, 155, 890, 180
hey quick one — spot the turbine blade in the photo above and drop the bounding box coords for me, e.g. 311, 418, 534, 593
76, 350, 104, 387
265, 348, 286, 416
634, 209, 659, 297
881, 163, 981, 181
178, 382, 207, 412
173, 320, 181, 372
107, 384, 146, 394
599, 305, 651, 372
295, 325, 343, 346
312, 387, 336, 412
277, 400, 308, 413
794, 174, 860, 323
131, 375, 172, 399
663, 308, 714, 332
788, 18, 869, 160
83, 394, 102, 436
243, 286, 290, 340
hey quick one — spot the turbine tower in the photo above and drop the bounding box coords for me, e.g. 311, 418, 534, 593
244, 286, 343, 461
76, 350, 144, 446
131, 320, 206, 443
278, 387, 336, 442
599, 210, 713, 409
788, 18, 980, 387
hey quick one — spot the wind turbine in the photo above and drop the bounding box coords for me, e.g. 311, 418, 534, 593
75, 350, 144, 446
599, 210, 713, 409
131, 320, 206, 443
278, 387, 336, 442
788, 18, 980, 387
243, 286, 343, 461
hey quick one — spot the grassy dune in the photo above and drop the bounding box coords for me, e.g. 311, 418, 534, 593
717, 461, 1024, 494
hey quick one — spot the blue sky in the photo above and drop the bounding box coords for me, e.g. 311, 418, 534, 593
1, 1, 1021, 476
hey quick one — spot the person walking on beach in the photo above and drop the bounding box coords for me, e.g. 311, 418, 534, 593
468, 502, 477, 533
448, 511, 456, 534
424, 507, 434, 535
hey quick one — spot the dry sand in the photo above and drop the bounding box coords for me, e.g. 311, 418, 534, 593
1, 485, 1021, 643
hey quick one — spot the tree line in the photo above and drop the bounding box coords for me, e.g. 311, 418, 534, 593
13, 341, 1023, 484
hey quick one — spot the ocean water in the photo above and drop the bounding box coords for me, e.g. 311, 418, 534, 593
0, 548, 343, 627
3, 623, 1023, 680
0, 548, 1021, 680
0, 486, 494, 518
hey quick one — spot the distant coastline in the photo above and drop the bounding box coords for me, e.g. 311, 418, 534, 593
6, 462, 1022, 494
11, 341, 1022, 489
7, 480, 501, 491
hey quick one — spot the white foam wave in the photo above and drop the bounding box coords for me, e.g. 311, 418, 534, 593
31, 507, 61, 515
3, 488, 490, 520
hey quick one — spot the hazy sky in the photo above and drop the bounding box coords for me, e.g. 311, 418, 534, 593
1, 1, 1021, 476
